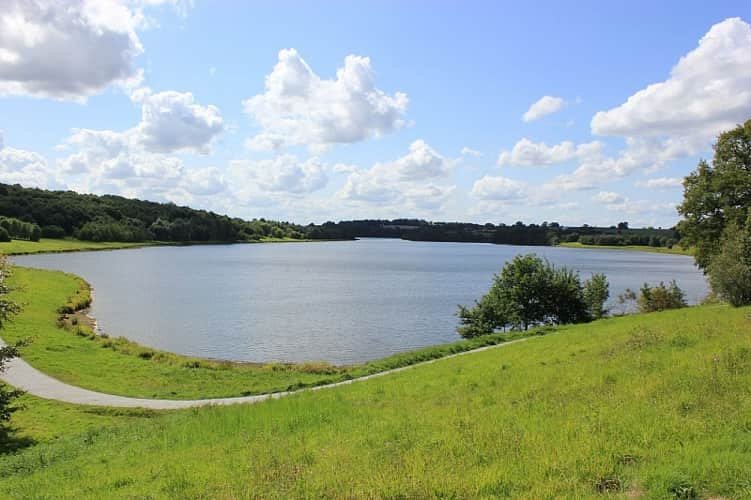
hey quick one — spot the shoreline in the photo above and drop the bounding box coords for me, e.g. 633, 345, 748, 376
3, 265, 543, 400
0, 237, 354, 257
556, 241, 694, 256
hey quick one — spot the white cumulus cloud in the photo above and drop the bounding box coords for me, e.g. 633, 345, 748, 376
594, 191, 625, 204
497, 138, 603, 167
133, 89, 224, 154
471, 175, 527, 201
243, 49, 408, 151
591, 17, 751, 143
0, 141, 51, 188
1, 0, 141, 100
636, 177, 684, 189
522, 95, 565, 122
229, 156, 328, 195
339, 140, 454, 209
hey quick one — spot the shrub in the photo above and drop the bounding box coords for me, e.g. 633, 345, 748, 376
0, 227, 9, 242
583, 273, 609, 319
457, 254, 607, 337
637, 281, 687, 313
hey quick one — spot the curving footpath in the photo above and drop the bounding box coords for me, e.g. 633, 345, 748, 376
0, 338, 531, 410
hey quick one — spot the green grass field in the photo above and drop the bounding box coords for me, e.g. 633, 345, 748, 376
0, 238, 149, 255
558, 241, 694, 256
1, 303, 749, 497
0, 237, 325, 256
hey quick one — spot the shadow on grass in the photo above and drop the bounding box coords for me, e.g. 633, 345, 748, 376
0, 430, 35, 455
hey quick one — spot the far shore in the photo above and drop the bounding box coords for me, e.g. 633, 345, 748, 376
557, 241, 693, 256
0, 237, 353, 256
2, 236, 695, 257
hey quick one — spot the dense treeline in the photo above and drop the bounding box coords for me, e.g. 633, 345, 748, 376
0, 183, 306, 243
306, 219, 680, 248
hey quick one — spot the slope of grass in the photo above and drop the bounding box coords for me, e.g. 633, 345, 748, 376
558, 241, 694, 256
2, 266, 536, 399
0, 305, 749, 497
0, 238, 149, 255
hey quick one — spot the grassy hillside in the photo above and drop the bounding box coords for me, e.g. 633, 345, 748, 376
558, 241, 694, 256
1, 298, 749, 496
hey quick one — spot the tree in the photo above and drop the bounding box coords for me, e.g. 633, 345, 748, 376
456, 254, 606, 337
583, 273, 609, 319
707, 221, 751, 306
0, 256, 22, 438
678, 119, 751, 270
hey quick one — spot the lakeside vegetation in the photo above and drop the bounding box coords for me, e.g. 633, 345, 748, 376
1, 304, 749, 496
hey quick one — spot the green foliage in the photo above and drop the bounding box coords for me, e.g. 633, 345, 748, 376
678, 119, 751, 270
40, 225, 66, 239
637, 281, 687, 313
0, 216, 41, 242
457, 254, 603, 336
707, 221, 751, 306
583, 273, 609, 319
0, 183, 306, 243
0, 256, 23, 439
0, 228, 9, 243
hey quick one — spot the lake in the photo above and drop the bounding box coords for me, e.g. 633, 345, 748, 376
14, 239, 708, 364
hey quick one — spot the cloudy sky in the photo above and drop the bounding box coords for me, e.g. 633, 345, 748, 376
1, 1, 750, 227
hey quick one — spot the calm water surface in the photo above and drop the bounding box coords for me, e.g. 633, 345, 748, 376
15, 239, 708, 364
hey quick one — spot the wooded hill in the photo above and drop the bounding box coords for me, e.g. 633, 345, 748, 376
0, 183, 306, 243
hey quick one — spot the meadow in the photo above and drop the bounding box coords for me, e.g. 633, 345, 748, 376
0, 302, 748, 497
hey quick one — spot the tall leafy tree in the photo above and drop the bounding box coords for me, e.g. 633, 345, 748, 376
678, 119, 751, 270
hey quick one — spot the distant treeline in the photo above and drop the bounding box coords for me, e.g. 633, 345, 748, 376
305, 219, 681, 248
0, 183, 681, 247
0, 183, 306, 243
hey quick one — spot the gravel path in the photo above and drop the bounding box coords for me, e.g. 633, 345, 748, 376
0, 338, 530, 409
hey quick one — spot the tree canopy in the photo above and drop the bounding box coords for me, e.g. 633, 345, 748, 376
0, 183, 305, 243
678, 119, 751, 306
457, 254, 609, 337
678, 119, 751, 270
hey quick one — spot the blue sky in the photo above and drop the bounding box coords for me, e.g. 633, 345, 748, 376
1, 1, 750, 227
